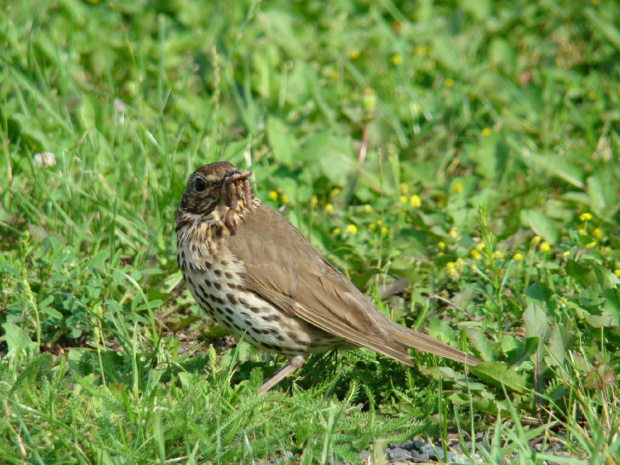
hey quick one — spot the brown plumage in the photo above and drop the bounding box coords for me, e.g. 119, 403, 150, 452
175, 162, 481, 393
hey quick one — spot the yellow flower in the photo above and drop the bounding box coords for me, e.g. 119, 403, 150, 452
492, 250, 504, 260
311, 195, 318, 206
364, 204, 373, 213
444, 78, 455, 88
438, 241, 446, 250
376, 220, 382, 227
411, 102, 421, 113
453, 182, 463, 193
332, 228, 341, 235
456, 258, 465, 269
481, 128, 491, 137
585, 241, 596, 249
587, 91, 596, 100
476, 242, 485, 251
562, 251, 570, 258
531, 235, 541, 246
579, 212, 592, 222
381, 226, 388, 235
578, 228, 586, 235
471, 249, 482, 260
592, 228, 602, 238
345, 224, 357, 235
368, 223, 376, 231
446, 261, 458, 278
540, 242, 550, 252
280, 194, 289, 204
512, 253, 524, 261
349, 50, 360, 60
268, 191, 278, 202
409, 194, 421, 208
414, 45, 428, 56
325, 203, 334, 215
391, 54, 403, 66
400, 183, 409, 194
449, 227, 458, 238
399, 195, 407, 205
614, 269, 620, 277
329, 188, 340, 198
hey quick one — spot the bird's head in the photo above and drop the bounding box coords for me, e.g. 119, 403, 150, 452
175, 162, 255, 230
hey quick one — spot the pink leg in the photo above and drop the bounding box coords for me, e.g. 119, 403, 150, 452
259, 355, 306, 395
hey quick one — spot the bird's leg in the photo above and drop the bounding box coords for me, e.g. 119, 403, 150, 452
258, 355, 306, 395
222, 170, 254, 228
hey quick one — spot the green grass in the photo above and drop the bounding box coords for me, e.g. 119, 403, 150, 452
1, 0, 620, 463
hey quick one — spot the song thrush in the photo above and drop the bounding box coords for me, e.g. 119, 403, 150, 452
175, 162, 481, 393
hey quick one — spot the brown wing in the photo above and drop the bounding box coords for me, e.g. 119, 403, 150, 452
227, 204, 480, 366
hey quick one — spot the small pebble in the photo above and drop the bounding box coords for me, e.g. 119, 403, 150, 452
387, 447, 412, 461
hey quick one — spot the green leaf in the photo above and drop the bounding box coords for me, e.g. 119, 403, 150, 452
488, 38, 516, 75
469, 362, 527, 394
585, 7, 620, 51
604, 288, 620, 314
87, 250, 109, 268
587, 171, 619, 219
525, 282, 553, 306
505, 337, 539, 366
1, 323, 37, 356
79, 95, 97, 130
142, 268, 163, 276
520, 209, 559, 244
39, 295, 63, 320
427, 318, 458, 346
546, 325, 571, 367
298, 132, 355, 184
460, 0, 491, 20
146, 289, 173, 301
523, 303, 550, 341
585, 314, 616, 328
432, 35, 461, 72
267, 116, 298, 165
583, 363, 615, 390
222, 139, 252, 162
465, 327, 495, 361
526, 153, 585, 188
565, 259, 597, 288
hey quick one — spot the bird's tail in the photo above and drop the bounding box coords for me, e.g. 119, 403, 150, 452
390, 323, 482, 366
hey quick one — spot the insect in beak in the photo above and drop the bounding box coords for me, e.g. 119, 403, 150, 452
221, 170, 255, 228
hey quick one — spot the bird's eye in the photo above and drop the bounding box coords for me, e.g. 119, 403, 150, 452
194, 178, 207, 192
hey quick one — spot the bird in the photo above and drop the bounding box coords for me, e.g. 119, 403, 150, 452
174, 161, 481, 394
